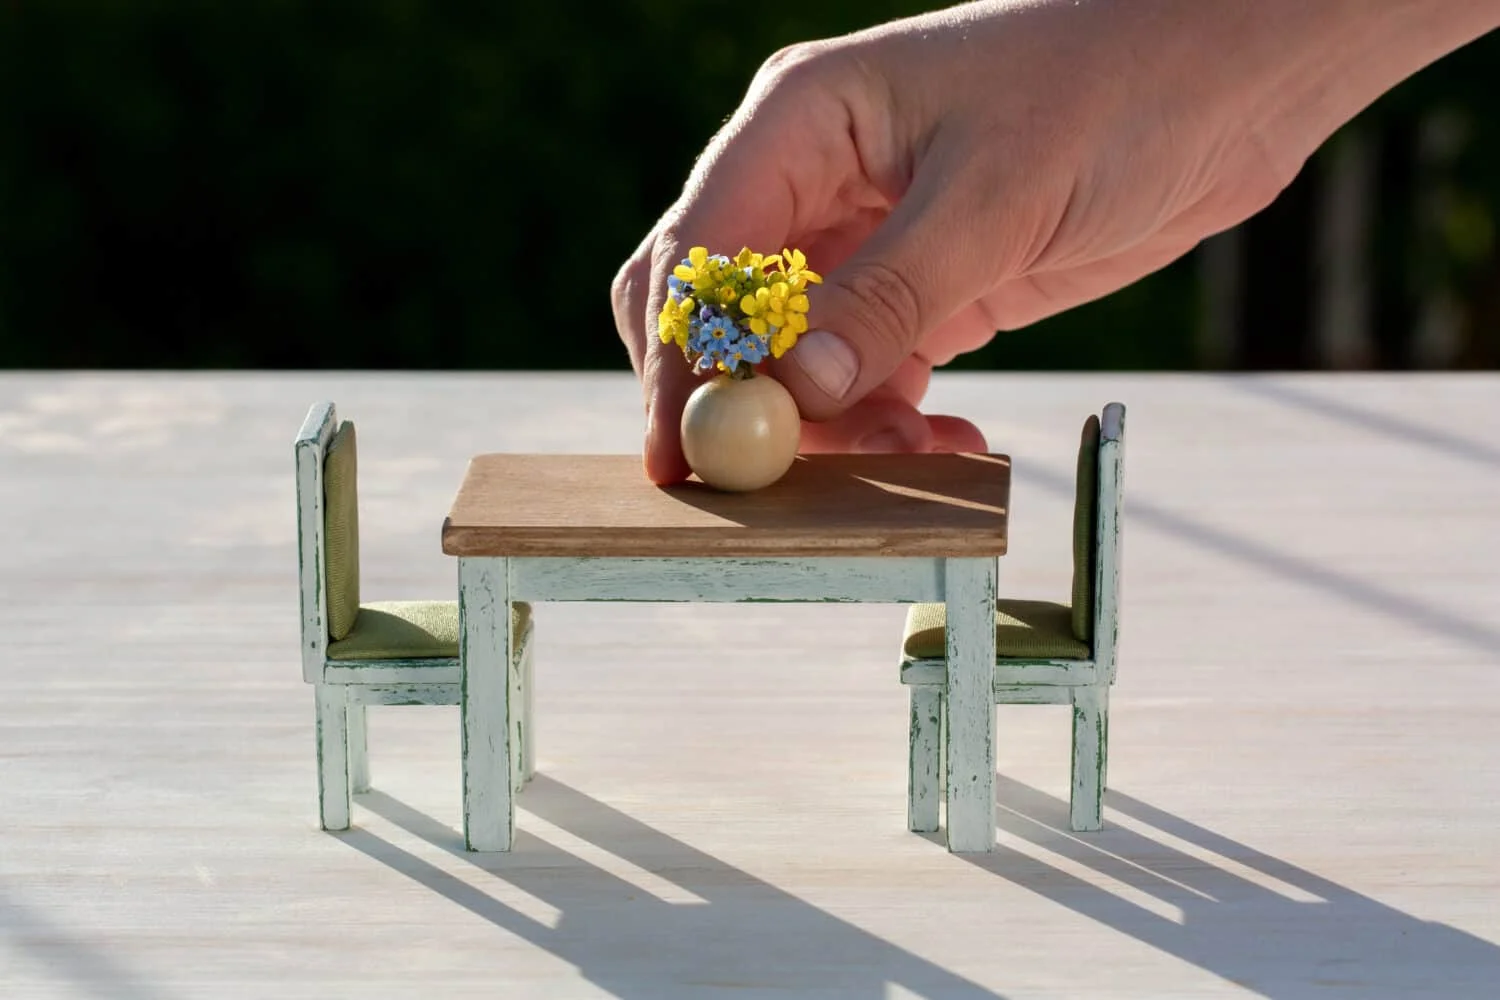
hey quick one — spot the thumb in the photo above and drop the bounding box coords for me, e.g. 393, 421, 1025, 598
769, 162, 1000, 422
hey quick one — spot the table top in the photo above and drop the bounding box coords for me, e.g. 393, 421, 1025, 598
440, 453, 1010, 558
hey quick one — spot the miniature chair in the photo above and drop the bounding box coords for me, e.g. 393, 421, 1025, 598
294, 401, 535, 831
900, 402, 1125, 833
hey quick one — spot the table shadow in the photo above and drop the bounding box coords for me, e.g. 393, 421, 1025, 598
340, 779, 1004, 999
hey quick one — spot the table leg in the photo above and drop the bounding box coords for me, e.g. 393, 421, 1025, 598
459, 556, 514, 851
943, 557, 996, 853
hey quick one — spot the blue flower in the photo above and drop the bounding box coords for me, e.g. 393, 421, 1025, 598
667, 274, 690, 302
737, 333, 767, 364
692, 313, 738, 354
693, 331, 729, 371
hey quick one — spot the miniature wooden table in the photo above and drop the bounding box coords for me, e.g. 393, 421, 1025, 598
441, 453, 1011, 854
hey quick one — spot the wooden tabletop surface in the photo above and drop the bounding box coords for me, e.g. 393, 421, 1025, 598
441, 452, 1011, 558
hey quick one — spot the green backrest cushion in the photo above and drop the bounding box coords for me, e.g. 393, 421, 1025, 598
323, 420, 360, 641
1071, 414, 1101, 644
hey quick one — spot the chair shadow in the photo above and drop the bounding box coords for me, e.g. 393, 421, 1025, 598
1020, 461, 1500, 655
339, 778, 1005, 999
1226, 377, 1500, 471
942, 776, 1500, 999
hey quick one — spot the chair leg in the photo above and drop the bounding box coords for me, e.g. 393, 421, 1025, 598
521, 634, 536, 783
908, 687, 943, 833
315, 685, 351, 831
348, 703, 370, 794
508, 634, 526, 791
1070, 685, 1108, 832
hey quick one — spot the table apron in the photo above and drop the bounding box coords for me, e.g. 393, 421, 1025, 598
495, 556, 963, 603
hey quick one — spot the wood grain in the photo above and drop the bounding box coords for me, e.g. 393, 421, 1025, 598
441, 453, 1010, 558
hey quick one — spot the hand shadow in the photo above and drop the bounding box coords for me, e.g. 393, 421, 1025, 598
948, 775, 1500, 999
339, 778, 1004, 999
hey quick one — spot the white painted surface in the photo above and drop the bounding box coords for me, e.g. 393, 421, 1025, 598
460, 556, 514, 852
942, 558, 998, 853
2, 371, 1499, 997
511, 557, 947, 603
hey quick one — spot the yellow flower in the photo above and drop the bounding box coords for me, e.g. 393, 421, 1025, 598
674, 246, 729, 294
771, 248, 822, 302
780, 247, 822, 286
733, 247, 763, 271
658, 296, 695, 349
770, 329, 799, 358
740, 286, 788, 337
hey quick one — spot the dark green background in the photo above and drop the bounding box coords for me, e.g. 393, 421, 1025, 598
1, 2, 1496, 370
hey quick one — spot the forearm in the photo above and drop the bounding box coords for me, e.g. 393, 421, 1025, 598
1181, 1, 1500, 171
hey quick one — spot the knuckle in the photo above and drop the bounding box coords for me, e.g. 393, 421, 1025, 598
758, 42, 819, 82
837, 262, 926, 354
610, 254, 649, 322
752, 41, 839, 101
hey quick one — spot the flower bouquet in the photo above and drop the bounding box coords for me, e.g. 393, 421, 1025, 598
658, 246, 822, 492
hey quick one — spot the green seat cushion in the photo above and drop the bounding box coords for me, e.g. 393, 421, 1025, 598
1072, 414, 1101, 644
323, 421, 360, 641
327, 600, 533, 661
902, 599, 1089, 661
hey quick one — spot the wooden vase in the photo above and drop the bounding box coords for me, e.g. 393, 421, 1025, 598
680, 373, 800, 492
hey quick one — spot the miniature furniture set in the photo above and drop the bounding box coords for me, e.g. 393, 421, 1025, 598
294, 399, 1125, 852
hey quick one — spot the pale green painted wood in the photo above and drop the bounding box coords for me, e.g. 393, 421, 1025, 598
901, 658, 1099, 687
902, 403, 1126, 835
1070, 685, 1108, 831
314, 684, 350, 831
908, 688, 942, 833
942, 557, 998, 853
322, 660, 460, 685
294, 401, 337, 684
347, 703, 369, 793
511, 557, 946, 603
346, 684, 460, 707
518, 629, 537, 784
295, 401, 535, 836
995, 685, 1073, 705
460, 556, 514, 851
463, 551, 981, 852
1095, 403, 1126, 682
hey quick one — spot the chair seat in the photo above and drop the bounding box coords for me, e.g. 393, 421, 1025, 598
902, 599, 1090, 661
327, 600, 532, 661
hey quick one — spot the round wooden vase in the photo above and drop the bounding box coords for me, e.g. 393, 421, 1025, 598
681, 374, 800, 492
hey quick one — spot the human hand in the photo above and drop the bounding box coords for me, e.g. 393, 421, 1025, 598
613, 0, 1500, 484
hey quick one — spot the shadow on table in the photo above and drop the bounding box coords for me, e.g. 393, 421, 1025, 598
340, 775, 1500, 999
944, 775, 1500, 999
1020, 460, 1500, 655
663, 453, 1011, 536
342, 778, 1004, 999
1226, 377, 1500, 471
0, 889, 185, 1000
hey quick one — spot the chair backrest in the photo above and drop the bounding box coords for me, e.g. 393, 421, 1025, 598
294, 401, 361, 681
1091, 403, 1126, 676
1069, 403, 1126, 671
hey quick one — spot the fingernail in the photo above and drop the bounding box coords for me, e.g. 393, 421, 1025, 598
792, 330, 859, 400
856, 430, 906, 453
